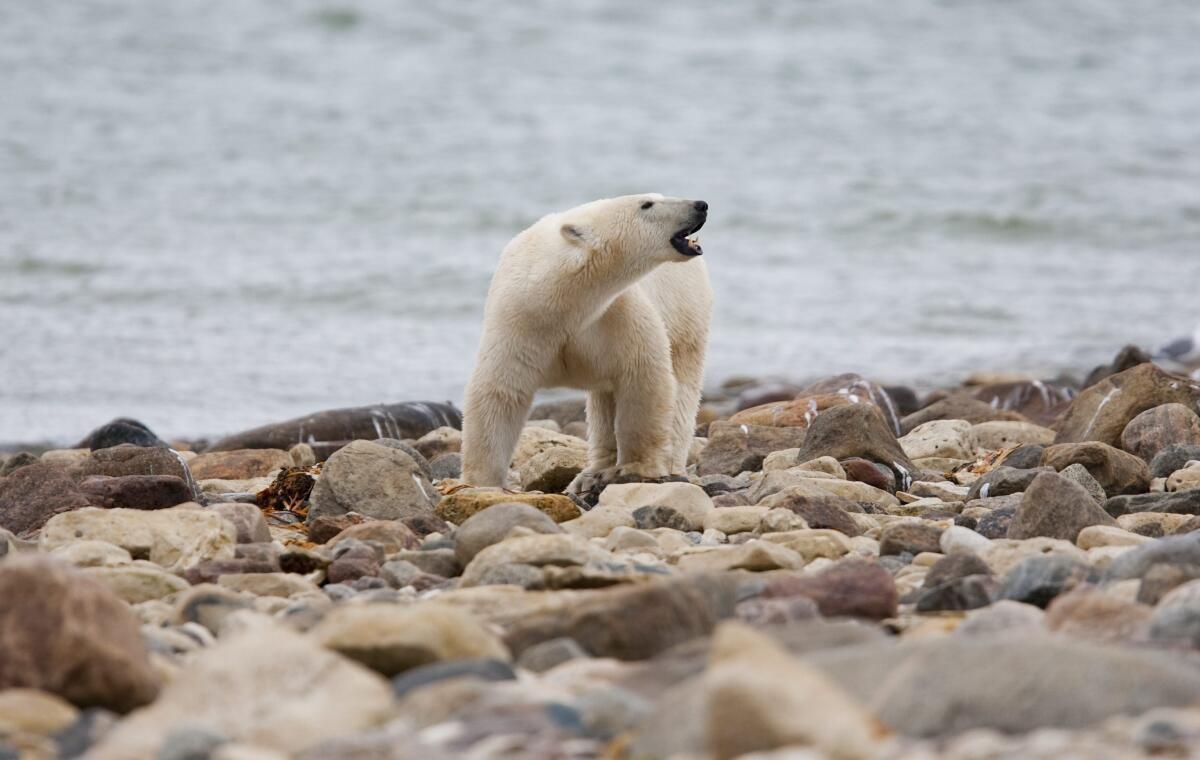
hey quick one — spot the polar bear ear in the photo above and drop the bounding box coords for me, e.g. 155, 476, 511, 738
560, 223, 595, 250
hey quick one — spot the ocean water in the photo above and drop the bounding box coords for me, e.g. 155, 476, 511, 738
3, 0, 1200, 444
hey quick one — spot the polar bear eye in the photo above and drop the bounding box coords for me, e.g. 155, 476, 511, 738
640, 201, 654, 210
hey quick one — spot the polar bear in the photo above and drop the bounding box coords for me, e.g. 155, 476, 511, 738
461, 193, 713, 492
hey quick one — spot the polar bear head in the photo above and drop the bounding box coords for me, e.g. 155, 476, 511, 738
557, 193, 708, 263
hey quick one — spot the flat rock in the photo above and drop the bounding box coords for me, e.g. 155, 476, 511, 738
999, 554, 1099, 607
1105, 489, 1200, 517
87, 622, 394, 758
0, 461, 92, 534
326, 520, 421, 555
0, 556, 159, 712
676, 540, 803, 573
217, 572, 321, 597
758, 490, 861, 536
437, 489, 580, 524
1041, 441, 1151, 496
308, 440, 438, 523
1008, 472, 1118, 541
971, 421, 1056, 451
310, 603, 509, 677
1053, 363, 1200, 447
188, 449, 293, 480
762, 559, 897, 620
40, 506, 236, 572
206, 401, 460, 452
459, 533, 616, 587
1104, 533, 1200, 581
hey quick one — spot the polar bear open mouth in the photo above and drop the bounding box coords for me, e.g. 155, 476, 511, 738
670, 217, 706, 256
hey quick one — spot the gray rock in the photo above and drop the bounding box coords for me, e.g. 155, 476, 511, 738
1107, 489, 1200, 518
206, 402, 461, 452
632, 505, 692, 531
879, 521, 943, 556
390, 548, 460, 578
372, 438, 434, 481
924, 552, 992, 588
1058, 463, 1107, 507
966, 466, 1047, 501
955, 600, 1045, 637
697, 421, 808, 477
516, 637, 590, 673
915, 575, 995, 612
1151, 444, 1200, 479
999, 554, 1098, 608
390, 658, 516, 698
805, 635, 1200, 737
474, 563, 545, 589
209, 502, 270, 544
158, 727, 228, 760
0, 462, 91, 534
1004, 444, 1046, 469
429, 452, 463, 481
307, 440, 437, 523
1007, 471, 1118, 541
452, 502, 563, 565
1106, 533, 1200, 581
790, 403, 918, 486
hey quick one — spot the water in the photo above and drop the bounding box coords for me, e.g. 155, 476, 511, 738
3, 0, 1199, 444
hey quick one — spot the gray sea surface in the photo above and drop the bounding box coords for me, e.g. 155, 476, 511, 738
3, 0, 1200, 444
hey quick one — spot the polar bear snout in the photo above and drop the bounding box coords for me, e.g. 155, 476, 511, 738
670, 200, 708, 257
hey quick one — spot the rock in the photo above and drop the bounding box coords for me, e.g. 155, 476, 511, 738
760, 529, 853, 561
970, 380, 1075, 427
900, 420, 978, 461
901, 397, 1026, 435
676, 540, 803, 573
509, 426, 588, 471
955, 600, 1046, 637
412, 426, 462, 461
217, 573, 321, 598
1147, 580, 1200, 647
735, 595, 821, 625
1054, 363, 1200, 447
326, 544, 381, 585
528, 397, 588, 429
188, 449, 292, 480
840, 458, 895, 492
49, 540, 133, 568
327, 520, 420, 555
1168, 462, 1200, 492
0, 556, 159, 712
702, 506, 768, 534
728, 393, 857, 428
790, 404, 918, 487
1104, 533, 1200, 580
805, 635, 1200, 737
429, 452, 463, 481
1041, 441, 1151, 496
390, 658, 516, 698
307, 514, 364, 544
459, 533, 615, 587
999, 554, 1099, 607
1002, 443, 1048, 469
1008, 472, 1118, 541
516, 637, 589, 673
703, 622, 880, 760
76, 474, 192, 510
308, 440, 437, 524
762, 560, 897, 620
452, 502, 564, 566
174, 585, 254, 635
86, 622, 394, 758
1057, 463, 1107, 507
915, 575, 995, 612
593, 482, 712, 529
0, 688, 79, 736
0, 451, 38, 476
1118, 512, 1191, 536
436, 489, 580, 524
632, 505, 692, 531
0, 462, 92, 534
923, 552, 992, 587
879, 521, 943, 556
87, 564, 191, 603
1044, 586, 1152, 642
759, 491, 861, 537
209, 503, 271, 544
939, 525, 992, 555
965, 466, 1047, 500
76, 418, 167, 450
70, 443, 193, 485
1120, 403, 1200, 463
502, 574, 738, 660
40, 506, 235, 572
697, 421, 808, 477
800, 373, 905, 434
1106, 489, 1200, 517
517, 447, 587, 492
1151, 444, 1200, 479
974, 504, 1017, 538
310, 603, 508, 677
206, 402, 460, 452
971, 421, 1056, 451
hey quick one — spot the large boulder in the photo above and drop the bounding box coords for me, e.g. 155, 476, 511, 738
901, 397, 1026, 435
1041, 442, 1151, 496
86, 622, 395, 758
0, 462, 91, 534
0, 556, 160, 712
697, 421, 808, 477
1007, 472, 1118, 541
75, 418, 166, 450
40, 506, 236, 572
453, 502, 563, 565
761, 560, 897, 620
790, 404, 918, 487
1054, 363, 1200, 447
307, 440, 438, 523
1120, 403, 1200, 463
78, 474, 193, 510
899, 420, 978, 461
69, 444, 193, 483
206, 401, 461, 452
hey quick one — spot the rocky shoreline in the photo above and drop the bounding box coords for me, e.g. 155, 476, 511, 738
3, 347, 1200, 758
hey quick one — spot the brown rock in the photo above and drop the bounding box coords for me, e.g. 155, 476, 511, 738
841, 458, 896, 493
763, 492, 861, 537
436, 490, 580, 524
205, 402, 461, 452
1044, 586, 1153, 643
1120, 403, 1200, 463
1041, 442, 1151, 496
729, 394, 856, 428
901, 397, 1027, 436
0, 462, 91, 534
801, 373, 904, 435
78, 474, 192, 510
188, 449, 293, 480
879, 522, 943, 556
209, 502, 271, 543
327, 520, 421, 554
307, 440, 437, 523
1008, 472, 1119, 541
1083, 345, 1155, 389
1054, 363, 1200, 447
184, 557, 279, 585
70, 444, 192, 483
308, 513, 366, 544
697, 421, 808, 477
762, 559, 897, 620
0, 556, 159, 712
791, 404, 918, 486
971, 381, 1075, 427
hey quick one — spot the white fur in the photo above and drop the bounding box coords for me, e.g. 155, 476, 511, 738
461, 193, 713, 488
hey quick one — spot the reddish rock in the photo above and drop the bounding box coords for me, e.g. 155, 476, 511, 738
188, 449, 293, 480
328, 520, 421, 554
879, 522, 944, 556
0, 462, 91, 534
763, 559, 897, 620
1041, 442, 1151, 496
70, 444, 192, 483
308, 513, 366, 544
729, 394, 856, 428
697, 421, 808, 477
765, 492, 861, 537
841, 457, 896, 492
1054, 363, 1200, 448
0, 556, 160, 711
78, 475, 192, 510
1008, 472, 1118, 541
1120, 404, 1200, 463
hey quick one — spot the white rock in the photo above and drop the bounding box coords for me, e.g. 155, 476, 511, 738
971, 421, 1056, 451
40, 506, 235, 572
50, 540, 133, 568
759, 529, 852, 561
704, 506, 769, 534
87, 564, 190, 604
1167, 462, 1200, 493
900, 420, 978, 461
592, 481, 714, 530
939, 525, 991, 556
1076, 525, 1152, 550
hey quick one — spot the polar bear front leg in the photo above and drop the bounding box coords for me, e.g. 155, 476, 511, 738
461, 337, 544, 488
567, 391, 619, 495
613, 360, 675, 480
